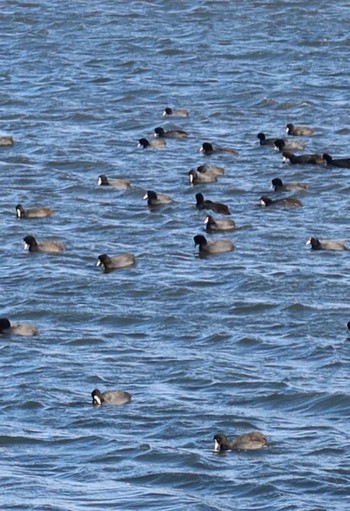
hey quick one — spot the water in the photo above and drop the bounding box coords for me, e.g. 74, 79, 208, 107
1, 0, 350, 509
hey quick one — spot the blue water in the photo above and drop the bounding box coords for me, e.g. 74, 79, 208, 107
1, 1, 350, 509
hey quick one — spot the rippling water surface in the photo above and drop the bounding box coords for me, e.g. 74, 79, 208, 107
1, 1, 350, 509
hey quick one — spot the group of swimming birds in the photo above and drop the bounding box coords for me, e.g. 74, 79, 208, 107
2, 107, 350, 452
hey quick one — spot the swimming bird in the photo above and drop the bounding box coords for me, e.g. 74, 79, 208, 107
195, 193, 231, 215
16, 204, 53, 219
204, 215, 236, 233
162, 107, 189, 117
0, 136, 15, 146
322, 153, 350, 169
286, 123, 314, 136
0, 318, 38, 336
23, 235, 65, 253
274, 138, 305, 152
282, 151, 325, 165
138, 137, 166, 149
96, 253, 136, 272
257, 132, 277, 146
97, 175, 131, 188
271, 178, 308, 192
260, 195, 303, 208
194, 234, 234, 256
189, 169, 217, 185
196, 164, 225, 176
200, 142, 239, 156
306, 237, 348, 251
143, 190, 173, 207
213, 432, 267, 452
91, 388, 132, 406
154, 126, 188, 139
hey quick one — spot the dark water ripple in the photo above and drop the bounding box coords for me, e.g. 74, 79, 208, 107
1, 0, 350, 509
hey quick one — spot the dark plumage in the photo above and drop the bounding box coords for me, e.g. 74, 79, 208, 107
204, 215, 236, 233
162, 107, 189, 117
0, 318, 38, 336
257, 132, 277, 146
322, 153, 350, 169
91, 388, 132, 406
195, 193, 230, 215
306, 237, 348, 251
189, 163, 225, 184
97, 175, 131, 188
154, 126, 188, 139
271, 178, 308, 192
138, 137, 166, 149
96, 253, 136, 272
196, 164, 225, 176
200, 142, 239, 156
194, 234, 234, 256
274, 138, 305, 152
143, 190, 173, 207
16, 204, 53, 219
286, 123, 314, 136
213, 432, 267, 452
23, 235, 65, 253
189, 169, 217, 185
282, 151, 325, 165
260, 195, 303, 208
